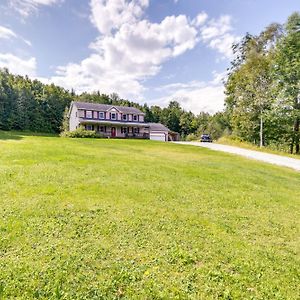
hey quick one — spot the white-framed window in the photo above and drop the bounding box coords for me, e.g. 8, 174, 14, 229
122, 114, 127, 121
86, 110, 93, 119
99, 126, 105, 132
121, 127, 127, 134
86, 125, 94, 131
99, 112, 105, 119
110, 112, 116, 120
134, 127, 139, 134
133, 115, 138, 121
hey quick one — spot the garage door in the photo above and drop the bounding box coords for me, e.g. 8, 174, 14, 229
150, 133, 166, 141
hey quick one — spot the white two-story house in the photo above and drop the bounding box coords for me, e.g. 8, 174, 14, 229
69, 101, 179, 141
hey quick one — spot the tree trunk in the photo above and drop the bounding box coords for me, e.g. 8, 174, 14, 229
294, 117, 299, 154
260, 114, 263, 148
290, 142, 294, 154
293, 96, 299, 154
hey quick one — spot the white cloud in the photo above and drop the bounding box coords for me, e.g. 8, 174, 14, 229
50, 2, 240, 101
171, 84, 225, 114
200, 15, 240, 59
0, 27, 33, 81
192, 12, 208, 27
0, 25, 17, 40
208, 33, 240, 60
90, 0, 149, 35
200, 15, 232, 41
0, 53, 36, 76
3, 0, 238, 111
51, 0, 200, 99
8, 0, 62, 17
23, 39, 32, 47
153, 72, 227, 114
0, 25, 32, 46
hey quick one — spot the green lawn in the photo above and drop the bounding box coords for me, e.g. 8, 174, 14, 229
0, 131, 299, 299
217, 136, 300, 159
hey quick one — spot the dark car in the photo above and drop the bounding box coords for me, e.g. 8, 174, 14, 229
200, 134, 212, 142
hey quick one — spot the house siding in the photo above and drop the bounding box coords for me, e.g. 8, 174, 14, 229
69, 105, 79, 131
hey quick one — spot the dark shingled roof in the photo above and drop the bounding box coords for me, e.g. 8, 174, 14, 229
148, 123, 169, 131
73, 101, 144, 115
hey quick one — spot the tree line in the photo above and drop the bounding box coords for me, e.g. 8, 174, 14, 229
0, 12, 299, 153
0, 70, 73, 133
0, 69, 228, 139
224, 12, 300, 153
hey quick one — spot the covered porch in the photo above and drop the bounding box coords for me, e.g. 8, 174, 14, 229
83, 122, 150, 139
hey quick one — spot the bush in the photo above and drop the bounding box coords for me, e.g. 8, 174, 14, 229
219, 135, 244, 143
60, 127, 99, 138
185, 133, 198, 141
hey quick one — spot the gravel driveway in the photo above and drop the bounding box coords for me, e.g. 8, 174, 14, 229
175, 142, 300, 171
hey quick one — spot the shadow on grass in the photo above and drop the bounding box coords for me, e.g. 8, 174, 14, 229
0, 130, 59, 140
0, 131, 23, 140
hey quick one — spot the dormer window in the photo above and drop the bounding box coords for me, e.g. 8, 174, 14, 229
99, 112, 105, 119
133, 115, 138, 122
122, 114, 127, 121
86, 110, 92, 119
110, 112, 116, 120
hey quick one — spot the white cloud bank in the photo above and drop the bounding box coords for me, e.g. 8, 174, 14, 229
50, 0, 200, 98
0, 53, 36, 76
1, 0, 239, 114
50, 0, 239, 108
153, 72, 227, 114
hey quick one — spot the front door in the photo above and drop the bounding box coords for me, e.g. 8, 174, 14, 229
111, 127, 116, 137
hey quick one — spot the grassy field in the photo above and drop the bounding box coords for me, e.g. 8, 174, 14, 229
0, 131, 299, 299
217, 136, 300, 159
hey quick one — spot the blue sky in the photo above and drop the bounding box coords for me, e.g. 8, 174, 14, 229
0, 0, 299, 113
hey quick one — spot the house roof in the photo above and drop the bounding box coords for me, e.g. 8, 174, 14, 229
73, 101, 144, 115
148, 123, 169, 132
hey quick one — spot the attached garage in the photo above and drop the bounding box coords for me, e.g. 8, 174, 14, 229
148, 123, 169, 142
150, 132, 167, 141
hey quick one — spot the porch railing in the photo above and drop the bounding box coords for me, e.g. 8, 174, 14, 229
95, 132, 149, 139
125, 133, 149, 139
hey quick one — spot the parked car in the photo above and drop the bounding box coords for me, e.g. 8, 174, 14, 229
200, 134, 213, 142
